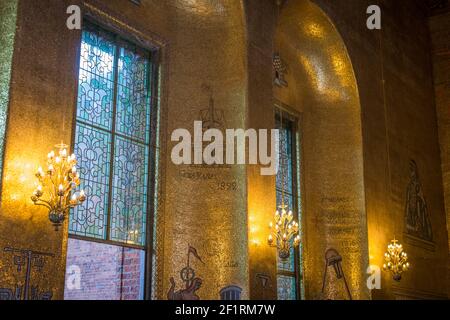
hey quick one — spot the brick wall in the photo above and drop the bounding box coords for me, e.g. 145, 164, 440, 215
64, 238, 145, 300
429, 10, 450, 297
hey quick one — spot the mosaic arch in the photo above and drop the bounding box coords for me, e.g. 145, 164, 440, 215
273, 0, 369, 299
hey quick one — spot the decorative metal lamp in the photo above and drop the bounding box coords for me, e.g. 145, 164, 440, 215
31, 143, 86, 230
267, 109, 300, 260
383, 238, 410, 281
268, 203, 300, 260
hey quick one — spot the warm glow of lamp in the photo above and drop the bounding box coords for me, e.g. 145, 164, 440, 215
383, 238, 410, 281
31, 143, 86, 230
267, 204, 300, 261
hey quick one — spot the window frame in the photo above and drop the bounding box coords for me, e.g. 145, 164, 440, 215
275, 104, 304, 300
68, 18, 161, 300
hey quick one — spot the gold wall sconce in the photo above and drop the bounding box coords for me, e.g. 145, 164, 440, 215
383, 238, 410, 281
268, 203, 300, 261
31, 143, 86, 230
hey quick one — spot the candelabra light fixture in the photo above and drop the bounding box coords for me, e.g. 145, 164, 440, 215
267, 108, 300, 261
268, 203, 300, 261
31, 143, 86, 230
383, 238, 410, 281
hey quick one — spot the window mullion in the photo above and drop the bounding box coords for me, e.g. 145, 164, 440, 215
105, 39, 121, 242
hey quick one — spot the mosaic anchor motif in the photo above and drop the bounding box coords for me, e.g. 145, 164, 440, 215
167, 246, 204, 300
199, 84, 225, 131
0, 247, 54, 300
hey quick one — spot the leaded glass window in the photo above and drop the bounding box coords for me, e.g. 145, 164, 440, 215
69, 21, 154, 248
275, 108, 302, 300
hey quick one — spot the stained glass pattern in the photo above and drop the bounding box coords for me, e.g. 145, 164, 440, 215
277, 247, 296, 272
77, 28, 116, 129
70, 22, 153, 248
110, 137, 149, 245
116, 45, 151, 143
70, 124, 111, 239
275, 111, 300, 300
277, 275, 297, 301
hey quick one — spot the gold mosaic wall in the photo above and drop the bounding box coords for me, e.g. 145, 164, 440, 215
274, 0, 369, 300
161, 0, 249, 300
0, 0, 18, 184
244, 0, 278, 300
0, 0, 250, 300
0, 0, 448, 301
0, 0, 79, 300
315, 0, 449, 299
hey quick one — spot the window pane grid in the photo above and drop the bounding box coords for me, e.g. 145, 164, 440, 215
70, 123, 111, 239
110, 137, 149, 246
70, 22, 153, 249
77, 70, 115, 130
77, 27, 116, 130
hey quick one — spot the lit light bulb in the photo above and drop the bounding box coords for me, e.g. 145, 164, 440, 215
34, 185, 43, 197
58, 184, 64, 196
269, 204, 301, 261
32, 144, 86, 231
79, 190, 86, 202
36, 167, 44, 177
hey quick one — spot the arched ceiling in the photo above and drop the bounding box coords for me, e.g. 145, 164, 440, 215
275, 0, 359, 106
